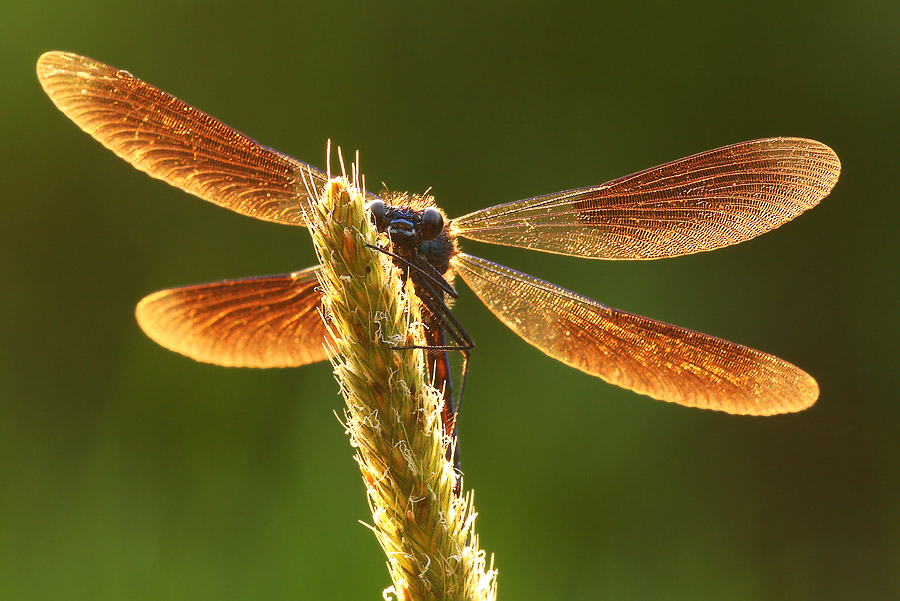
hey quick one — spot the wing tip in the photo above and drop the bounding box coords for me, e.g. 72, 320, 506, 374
36, 51, 64, 88
134, 291, 235, 367
36, 50, 80, 81
134, 290, 173, 351
772, 136, 842, 190
706, 367, 820, 417
37, 49, 67, 67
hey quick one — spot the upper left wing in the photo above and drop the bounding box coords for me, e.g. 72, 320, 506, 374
37, 51, 327, 225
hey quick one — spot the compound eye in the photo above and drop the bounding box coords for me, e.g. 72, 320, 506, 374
366, 200, 386, 230
419, 207, 444, 240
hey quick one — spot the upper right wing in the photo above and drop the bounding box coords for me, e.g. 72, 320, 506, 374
452, 138, 840, 259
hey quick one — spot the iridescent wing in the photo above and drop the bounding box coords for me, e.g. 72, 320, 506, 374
135, 267, 332, 367
36, 51, 328, 225
452, 138, 840, 259
452, 253, 817, 414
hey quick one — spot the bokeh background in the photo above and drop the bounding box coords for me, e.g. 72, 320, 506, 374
2, 1, 898, 600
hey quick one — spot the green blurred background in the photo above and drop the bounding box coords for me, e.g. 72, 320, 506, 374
2, 1, 898, 599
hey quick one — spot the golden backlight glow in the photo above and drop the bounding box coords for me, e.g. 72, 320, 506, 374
452, 138, 840, 260
36, 51, 325, 226
135, 268, 329, 368
37, 51, 840, 416
452, 254, 817, 414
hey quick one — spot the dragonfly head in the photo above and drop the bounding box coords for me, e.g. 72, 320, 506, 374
367, 200, 445, 245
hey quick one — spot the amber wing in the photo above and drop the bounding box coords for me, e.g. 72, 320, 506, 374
452, 253, 817, 414
452, 138, 840, 259
135, 267, 332, 367
36, 51, 326, 225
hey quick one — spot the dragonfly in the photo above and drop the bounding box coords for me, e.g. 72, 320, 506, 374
37, 51, 840, 446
